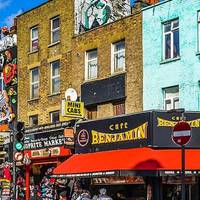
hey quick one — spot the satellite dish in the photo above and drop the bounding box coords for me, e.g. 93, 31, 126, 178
65, 88, 77, 101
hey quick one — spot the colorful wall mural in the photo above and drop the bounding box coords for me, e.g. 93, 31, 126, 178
74, 0, 131, 34
0, 46, 17, 124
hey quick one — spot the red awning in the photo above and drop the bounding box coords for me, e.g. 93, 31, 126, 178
53, 148, 200, 177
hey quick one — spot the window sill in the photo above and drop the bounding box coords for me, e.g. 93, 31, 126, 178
110, 70, 126, 76
160, 56, 181, 64
28, 50, 39, 55
47, 92, 61, 98
28, 97, 39, 102
196, 52, 200, 56
48, 41, 60, 48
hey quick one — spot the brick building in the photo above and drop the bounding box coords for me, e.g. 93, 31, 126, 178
16, 0, 158, 199
17, 0, 74, 126
17, 0, 146, 125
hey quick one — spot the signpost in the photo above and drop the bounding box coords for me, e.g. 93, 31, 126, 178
172, 120, 191, 200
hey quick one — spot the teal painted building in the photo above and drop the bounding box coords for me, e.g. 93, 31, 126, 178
143, 0, 200, 111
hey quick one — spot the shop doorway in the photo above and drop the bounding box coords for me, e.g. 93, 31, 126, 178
162, 177, 199, 200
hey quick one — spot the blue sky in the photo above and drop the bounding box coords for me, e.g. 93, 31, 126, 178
0, 0, 47, 27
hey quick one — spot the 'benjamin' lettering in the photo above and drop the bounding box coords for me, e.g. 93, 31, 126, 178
91, 122, 148, 145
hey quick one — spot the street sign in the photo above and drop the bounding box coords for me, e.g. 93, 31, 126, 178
172, 121, 191, 146
14, 152, 23, 161
15, 142, 23, 151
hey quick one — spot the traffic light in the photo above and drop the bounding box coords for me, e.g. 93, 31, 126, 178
15, 121, 24, 151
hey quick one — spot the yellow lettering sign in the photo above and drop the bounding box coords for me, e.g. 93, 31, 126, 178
91, 122, 148, 145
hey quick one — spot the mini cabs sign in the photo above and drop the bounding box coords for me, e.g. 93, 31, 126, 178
62, 100, 84, 118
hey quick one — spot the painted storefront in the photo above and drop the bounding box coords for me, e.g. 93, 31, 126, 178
143, 0, 200, 111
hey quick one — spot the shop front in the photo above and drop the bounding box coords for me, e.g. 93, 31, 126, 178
23, 121, 75, 200
52, 110, 200, 200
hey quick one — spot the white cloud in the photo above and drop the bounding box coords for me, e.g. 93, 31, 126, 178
0, 0, 11, 10
4, 9, 23, 27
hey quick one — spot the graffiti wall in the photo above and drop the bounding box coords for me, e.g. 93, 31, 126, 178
0, 46, 17, 124
74, 0, 131, 34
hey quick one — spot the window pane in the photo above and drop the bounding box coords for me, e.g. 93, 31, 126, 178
52, 18, 59, 30
114, 41, 125, 52
87, 107, 97, 120
114, 102, 125, 115
114, 51, 125, 70
32, 28, 38, 39
165, 99, 172, 110
52, 77, 60, 93
164, 23, 171, 32
32, 69, 39, 82
32, 39, 38, 51
52, 30, 60, 43
30, 115, 38, 126
32, 83, 39, 98
173, 30, 179, 58
52, 61, 59, 76
165, 34, 171, 59
174, 98, 179, 109
165, 87, 179, 98
88, 60, 97, 79
88, 50, 97, 60
172, 20, 179, 29
51, 111, 59, 123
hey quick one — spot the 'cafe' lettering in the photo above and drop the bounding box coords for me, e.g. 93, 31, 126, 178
92, 122, 148, 145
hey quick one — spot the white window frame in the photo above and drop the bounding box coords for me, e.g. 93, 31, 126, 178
85, 49, 98, 80
163, 86, 179, 110
30, 68, 39, 99
111, 40, 125, 74
163, 19, 179, 60
198, 11, 200, 52
51, 16, 60, 44
50, 60, 60, 94
30, 26, 38, 52
50, 111, 60, 123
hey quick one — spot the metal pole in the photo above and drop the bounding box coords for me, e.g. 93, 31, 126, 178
12, 130, 16, 200
181, 145, 185, 200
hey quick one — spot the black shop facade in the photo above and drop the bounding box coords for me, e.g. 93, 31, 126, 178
23, 121, 75, 200
53, 111, 200, 200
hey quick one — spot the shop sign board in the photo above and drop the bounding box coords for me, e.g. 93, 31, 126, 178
24, 121, 73, 150
81, 73, 125, 106
24, 130, 66, 150
31, 147, 60, 158
152, 111, 200, 148
92, 176, 144, 185
76, 112, 151, 153
61, 100, 84, 118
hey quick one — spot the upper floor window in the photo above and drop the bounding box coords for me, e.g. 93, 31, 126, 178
85, 49, 98, 80
163, 86, 179, 110
198, 12, 200, 52
51, 16, 60, 44
50, 111, 60, 123
87, 106, 97, 120
30, 68, 39, 99
29, 115, 38, 126
30, 26, 38, 52
111, 40, 125, 73
113, 101, 125, 116
163, 19, 179, 60
51, 60, 60, 94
